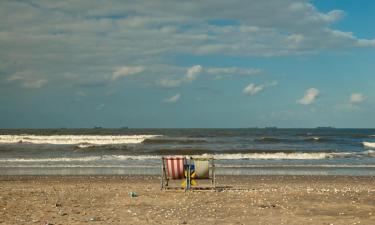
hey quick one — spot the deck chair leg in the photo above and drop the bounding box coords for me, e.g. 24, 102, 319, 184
186, 159, 191, 191
212, 160, 216, 189
161, 165, 164, 190
161, 159, 164, 189
161, 158, 169, 190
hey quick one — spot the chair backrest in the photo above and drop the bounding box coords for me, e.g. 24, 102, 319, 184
164, 157, 185, 179
193, 159, 209, 179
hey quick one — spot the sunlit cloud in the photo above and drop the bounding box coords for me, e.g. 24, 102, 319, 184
184, 65, 202, 82
243, 84, 264, 95
298, 88, 319, 105
111, 66, 145, 81
349, 93, 364, 103
243, 81, 277, 95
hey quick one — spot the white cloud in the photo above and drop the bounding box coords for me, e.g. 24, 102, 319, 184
158, 65, 262, 87
111, 66, 145, 81
349, 93, 364, 103
164, 93, 181, 103
242, 81, 277, 95
243, 83, 264, 95
7, 71, 47, 89
158, 65, 202, 88
357, 39, 375, 47
185, 65, 202, 82
206, 67, 262, 76
298, 88, 319, 105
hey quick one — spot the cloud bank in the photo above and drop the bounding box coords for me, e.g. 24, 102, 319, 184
1, 0, 375, 89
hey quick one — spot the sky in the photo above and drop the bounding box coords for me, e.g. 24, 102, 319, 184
0, 0, 375, 128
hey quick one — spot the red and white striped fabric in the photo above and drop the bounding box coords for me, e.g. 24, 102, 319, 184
165, 157, 185, 179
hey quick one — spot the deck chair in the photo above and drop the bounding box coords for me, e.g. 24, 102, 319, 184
161, 156, 186, 190
188, 156, 216, 190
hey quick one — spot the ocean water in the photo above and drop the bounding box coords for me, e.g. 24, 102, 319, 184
0, 128, 374, 176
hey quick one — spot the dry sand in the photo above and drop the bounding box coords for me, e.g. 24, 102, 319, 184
0, 175, 374, 225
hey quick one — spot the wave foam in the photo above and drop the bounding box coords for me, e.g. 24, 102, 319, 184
363, 142, 375, 148
364, 150, 375, 157
0, 153, 341, 163
0, 135, 162, 145
142, 137, 207, 144
0, 156, 103, 162
211, 152, 333, 160
0, 155, 160, 163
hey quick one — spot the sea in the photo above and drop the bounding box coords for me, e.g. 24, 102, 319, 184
0, 128, 374, 176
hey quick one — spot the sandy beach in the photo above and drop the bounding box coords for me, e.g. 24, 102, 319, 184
0, 175, 374, 225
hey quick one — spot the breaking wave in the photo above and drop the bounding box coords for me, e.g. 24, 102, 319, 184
1, 151, 372, 163
0, 155, 160, 163
255, 136, 335, 144
363, 142, 375, 148
142, 137, 207, 144
212, 152, 339, 160
364, 150, 375, 157
0, 135, 162, 145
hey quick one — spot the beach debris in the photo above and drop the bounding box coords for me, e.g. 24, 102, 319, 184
58, 210, 68, 216
55, 203, 62, 207
128, 191, 138, 197
258, 204, 276, 209
44, 222, 54, 225
89, 217, 101, 221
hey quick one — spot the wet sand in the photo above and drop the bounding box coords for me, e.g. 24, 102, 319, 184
0, 175, 374, 225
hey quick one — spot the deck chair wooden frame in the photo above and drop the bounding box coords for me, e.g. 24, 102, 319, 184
188, 156, 216, 190
161, 156, 187, 190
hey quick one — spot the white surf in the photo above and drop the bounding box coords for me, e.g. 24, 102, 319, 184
0, 135, 162, 145
363, 142, 375, 148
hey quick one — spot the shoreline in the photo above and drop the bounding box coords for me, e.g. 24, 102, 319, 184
1, 175, 374, 224
1, 174, 375, 179
1, 165, 374, 176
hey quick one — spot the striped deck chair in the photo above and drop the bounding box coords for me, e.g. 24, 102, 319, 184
161, 156, 186, 190
188, 157, 216, 190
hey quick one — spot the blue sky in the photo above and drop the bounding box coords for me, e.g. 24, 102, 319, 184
0, 0, 374, 128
